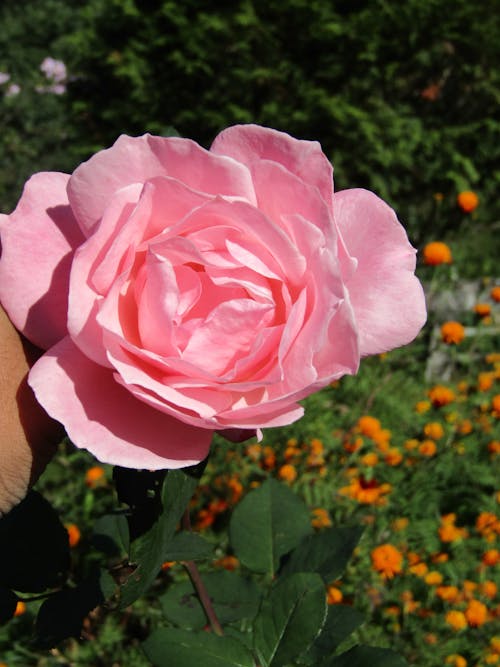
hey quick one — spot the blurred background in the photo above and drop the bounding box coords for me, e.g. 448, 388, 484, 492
1, 0, 499, 267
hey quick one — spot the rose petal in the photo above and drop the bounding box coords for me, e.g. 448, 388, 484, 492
0, 172, 84, 349
251, 160, 336, 247
334, 188, 427, 355
28, 337, 213, 469
211, 124, 334, 207
68, 134, 256, 235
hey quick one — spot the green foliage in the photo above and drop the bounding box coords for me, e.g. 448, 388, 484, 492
253, 572, 327, 667
1, 0, 499, 250
229, 478, 313, 575
280, 525, 364, 582
143, 627, 255, 667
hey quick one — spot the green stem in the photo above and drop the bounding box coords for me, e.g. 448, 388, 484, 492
182, 509, 224, 636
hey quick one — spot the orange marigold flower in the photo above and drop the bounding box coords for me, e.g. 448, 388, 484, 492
429, 385, 455, 407
488, 440, 500, 454
246, 443, 262, 461
401, 591, 420, 614
485, 655, 500, 665
457, 419, 473, 435
161, 561, 176, 571
431, 552, 449, 564
310, 438, 324, 455
195, 508, 215, 530
446, 610, 467, 630
85, 465, 106, 487
405, 438, 420, 451
415, 400, 431, 414
284, 445, 299, 461
479, 372, 496, 392
326, 585, 343, 604
407, 551, 422, 566
457, 190, 479, 213
278, 463, 297, 483
439, 514, 468, 543
66, 523, 81, 548
491, 286, 500, 303
214, 555, 239, 570
311, 507, 332, 529
483, 549, 500, 566
409, 562, 428, 577
492, 395, 500, 418
476, 512, 500, 538
423, 241, 453, 266
425, 571, 443, 586
445, 655, 467, 667
356, 415, 382, 437
463, 580, 477, 597
437, 586, 461, 603
371, 544, 404, 579
340, 476, 392, 505
385, 605, 400, 616
361, 452, 379, 467
424, 422, 445, 440
262, 446, 276, 470
14, 600, 26, 617
227, 477, 243, 504
480, 581, 498, 599
486, 353, 500, 365
474, 303, 492, 317
391, 517, 409, 532
465, 599, 488, 627
385, 448, 403, 466
419, 439, 437, 457
441, 321, 466, 345
490, 636, 500, 653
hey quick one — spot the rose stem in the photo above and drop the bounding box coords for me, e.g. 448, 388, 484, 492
182, 509, 224, 636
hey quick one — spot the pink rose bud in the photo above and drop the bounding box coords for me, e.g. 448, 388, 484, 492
0, 125, 426, 469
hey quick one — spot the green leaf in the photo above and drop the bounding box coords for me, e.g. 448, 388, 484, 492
0, 491, 69, 592
142, 627, 255, 667
253, 572, 327, 667
93, 513, 130, 560
161, 570, 261, 629
163, 531, 213, 561
229, 479, 312, 575
118, 468, 200, 609
323, 645, 409, 667
281, 525, 364, 583
299, 605, 365, 664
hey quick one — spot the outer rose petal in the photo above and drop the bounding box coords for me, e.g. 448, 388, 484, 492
67, 134, 256, 235
211, 124, 334, 207
334, 189, 426, 355
28, 337, 213, 469
0, 172, 84, 349
0, 306, 62, 516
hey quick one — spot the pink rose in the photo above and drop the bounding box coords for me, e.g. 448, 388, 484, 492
0, 125, 426, 469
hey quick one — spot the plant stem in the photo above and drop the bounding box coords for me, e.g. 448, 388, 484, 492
182, 509, 224, 636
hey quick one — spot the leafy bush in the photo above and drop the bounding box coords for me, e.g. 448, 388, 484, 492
1, 0, 498, 246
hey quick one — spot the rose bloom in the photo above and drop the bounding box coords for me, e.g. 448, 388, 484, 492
0, 125, 426, 470
422, 241, 452, 266
440, 321, 465, 345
